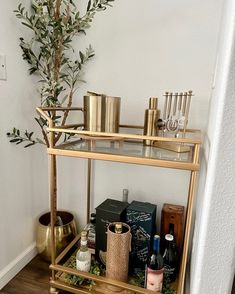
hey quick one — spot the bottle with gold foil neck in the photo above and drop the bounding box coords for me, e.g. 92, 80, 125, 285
143, 97, 159, 146
115, 223, 123, 234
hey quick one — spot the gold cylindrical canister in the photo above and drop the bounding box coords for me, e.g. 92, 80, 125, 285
103, 96, 121, 133
83, 95, 103, 132
106, 222, 131, 291
83, 95, 121, 133
144, 97, 159, 146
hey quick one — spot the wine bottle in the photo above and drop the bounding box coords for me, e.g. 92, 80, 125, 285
169, 223, 174, 235
115, 223, 122, 234
163, 234, 179, 282
168, 223, 178, 252
145, 235, 164, 292
76, 231, 91, 272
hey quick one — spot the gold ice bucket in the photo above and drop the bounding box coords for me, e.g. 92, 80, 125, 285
36, 211, 77, 262
83, 94, 121, 133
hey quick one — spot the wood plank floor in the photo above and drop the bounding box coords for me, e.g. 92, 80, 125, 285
0, 256, 51, 294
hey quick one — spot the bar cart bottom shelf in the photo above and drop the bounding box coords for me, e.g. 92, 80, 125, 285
51, 268, 178, 294
50, 235, 178, 294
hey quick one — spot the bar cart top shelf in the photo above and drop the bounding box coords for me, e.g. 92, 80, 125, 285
50, 137, 199, 170
37, 106, 202, 171
46, 127, 201, 171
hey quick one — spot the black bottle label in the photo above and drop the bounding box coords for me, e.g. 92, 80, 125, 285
164, 264, 176, 281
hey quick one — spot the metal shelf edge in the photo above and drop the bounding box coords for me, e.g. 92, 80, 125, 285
47, 148, 199, 171
50, 264, 160, 294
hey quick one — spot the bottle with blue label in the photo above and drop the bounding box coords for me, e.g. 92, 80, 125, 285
145, 235, 164, 292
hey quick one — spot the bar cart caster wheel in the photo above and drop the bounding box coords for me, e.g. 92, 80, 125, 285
50, 287, 59, 294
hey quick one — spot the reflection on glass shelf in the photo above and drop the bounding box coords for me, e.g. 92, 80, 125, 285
57, 140, 193, 163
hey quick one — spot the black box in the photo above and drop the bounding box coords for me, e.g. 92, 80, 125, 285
126, 201, 156, 273
95, 198, 129, 264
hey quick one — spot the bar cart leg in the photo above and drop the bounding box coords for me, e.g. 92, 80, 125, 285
50, 154, 57, 286
86, 159, 92, 223
177, 144, 200, 294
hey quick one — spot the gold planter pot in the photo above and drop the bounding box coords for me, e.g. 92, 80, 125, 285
36, 211, 77, 262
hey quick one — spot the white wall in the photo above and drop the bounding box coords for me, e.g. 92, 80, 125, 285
191, 0, 235, 293
0, 0, 225, 290
76, 0, 223, 130
0, 0, 48, 288
61, 0, 224, 228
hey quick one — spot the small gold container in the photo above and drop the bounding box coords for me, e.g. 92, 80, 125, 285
36, 211, 77, 262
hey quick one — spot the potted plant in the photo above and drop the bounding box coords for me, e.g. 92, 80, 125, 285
6, 0, 115, 260
7, 0, 114, 147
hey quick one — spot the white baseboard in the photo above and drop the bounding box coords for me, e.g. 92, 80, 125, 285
0, 242, 37, 290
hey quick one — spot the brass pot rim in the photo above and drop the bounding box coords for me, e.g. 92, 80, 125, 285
38, 210, 75, 228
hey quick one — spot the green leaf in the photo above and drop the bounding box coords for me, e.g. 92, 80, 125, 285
35, 117, 46, 128
79, 51, 84, 63
24, 142, 35, 148
28, 132, 34, 139
16, 139, 23, 145
29, 67, 38, 75
21, 22, 34, 30
10, 139, 20, 143
87, 0, 92, 11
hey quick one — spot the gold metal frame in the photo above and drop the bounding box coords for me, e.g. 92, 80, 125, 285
37, 107, 201, 294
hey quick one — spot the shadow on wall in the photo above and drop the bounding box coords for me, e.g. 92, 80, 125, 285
232, 277, 235, 294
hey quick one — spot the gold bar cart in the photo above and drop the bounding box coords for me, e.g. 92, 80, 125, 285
37, 107, 201, 294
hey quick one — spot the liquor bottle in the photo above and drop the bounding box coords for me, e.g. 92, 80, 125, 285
84, 213, 96, 252
76, 231, 91, 272
122, 189, 129, 203
163, 234, 179, 282
145, 235, 164, 292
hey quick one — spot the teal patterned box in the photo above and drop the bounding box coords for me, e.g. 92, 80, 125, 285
126, 200, 156, 273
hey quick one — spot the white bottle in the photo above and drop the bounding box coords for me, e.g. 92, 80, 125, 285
76, 231, 91, 272
84, 213, 96, 252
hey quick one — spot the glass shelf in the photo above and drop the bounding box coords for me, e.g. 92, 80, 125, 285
48, 139, 198, 171
61, 140, 192, 162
